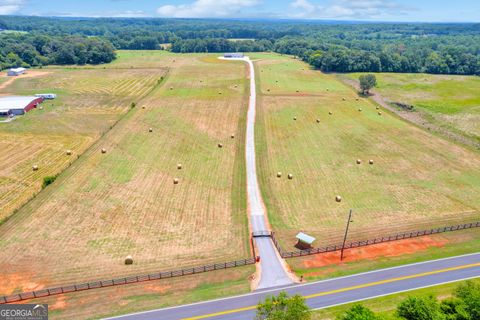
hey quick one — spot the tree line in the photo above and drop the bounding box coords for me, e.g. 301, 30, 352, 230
0, 32, 116, 70
0, 16, 479, 74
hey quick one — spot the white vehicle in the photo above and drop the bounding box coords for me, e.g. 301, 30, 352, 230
35, 93, 57, 100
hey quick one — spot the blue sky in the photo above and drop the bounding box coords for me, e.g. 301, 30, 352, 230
1, 0, 479, 22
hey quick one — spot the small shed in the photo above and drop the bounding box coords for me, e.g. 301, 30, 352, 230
7, 67, 26, 76
295, 232, 316, 250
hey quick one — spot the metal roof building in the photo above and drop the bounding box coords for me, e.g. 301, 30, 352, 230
7, 67, 26, 76
0, 96, 44, 116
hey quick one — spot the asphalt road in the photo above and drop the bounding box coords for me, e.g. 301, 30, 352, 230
222, 56, 292, 289
107, 250, 480, 319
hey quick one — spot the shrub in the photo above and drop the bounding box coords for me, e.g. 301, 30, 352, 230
42, 175, 57, 188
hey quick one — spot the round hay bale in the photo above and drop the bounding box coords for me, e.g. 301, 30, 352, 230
369, 159, 374, 165
142, 106, 146, 109
376, 106, 380, 110
218, 92, 222, 95
335, 195, 342, 202
356, 159, 362, 164
32, 165, 39, 171
275, 80, 279, 83
378, 112, 382, 116
267, 89, 270, 92
124, 255, 133, 265
234, 85, 237, 88
177, 163, 182, 170
316, 119, 320, 123
277, 172, 282, 178
149, 128, 153, 132
288, 173, 293, 180
296, 90, 300, 93
66, 150, 72, 156
358, 108, 362, 112
39, 106, 44, 110
329, 111, 333, 115
342, 98, 346, 101
356, 98, 359, 101
326, 88, 329, 91
293, 117, 297, 121
101, 148, 107, 154
218, 143, 223, 148
173, 178, 179, 185
169, 87, 173, 90
231, 134, 235, 139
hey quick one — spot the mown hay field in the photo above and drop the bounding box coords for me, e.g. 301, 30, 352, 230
345, 72, 480, 141
0, 52, 250, 296
0, 62, 167, 222
251, 52, 480, 249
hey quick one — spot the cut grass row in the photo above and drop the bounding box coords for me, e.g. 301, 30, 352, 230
250, 52, 480, 251
0, 52, 251, 298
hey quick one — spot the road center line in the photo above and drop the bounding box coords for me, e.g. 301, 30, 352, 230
182, 262, 480, 320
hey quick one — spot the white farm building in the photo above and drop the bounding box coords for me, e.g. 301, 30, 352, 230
0, 96, 44, 117
7, 67, 26, 76
224, 53, 244, 58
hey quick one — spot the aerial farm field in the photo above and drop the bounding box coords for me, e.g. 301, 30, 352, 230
0, 51, 252, 301
251, 52, 480, 250
0, 61, 167, 222
344, 72, 480, 146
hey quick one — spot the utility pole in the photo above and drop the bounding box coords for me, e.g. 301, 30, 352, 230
340, 209, 353, 261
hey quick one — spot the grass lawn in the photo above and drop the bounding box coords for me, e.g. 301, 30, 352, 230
251, 52, 480, 251
0, 63, 167, 222
312, 278, 480, 320
0, 52, 252, 300
344, 72, 480, 143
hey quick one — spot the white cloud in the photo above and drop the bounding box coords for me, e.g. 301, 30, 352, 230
157, 0, 259, 18
289, 0, 413, 19
0, 0, 23, 15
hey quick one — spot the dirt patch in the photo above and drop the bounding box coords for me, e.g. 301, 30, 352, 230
303, 236, 449, 269
0, 273, 45, 295
50, 295, 67, 310
0, 70, 51, 94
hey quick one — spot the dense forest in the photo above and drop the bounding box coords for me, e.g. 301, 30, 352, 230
0, 16, 479, 75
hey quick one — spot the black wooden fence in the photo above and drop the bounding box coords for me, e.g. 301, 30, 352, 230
0, 257, 256, 304
272, 221, 480, 259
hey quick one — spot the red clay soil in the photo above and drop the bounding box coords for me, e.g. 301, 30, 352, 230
0, 273, 46, 296
303, 236, 448, 269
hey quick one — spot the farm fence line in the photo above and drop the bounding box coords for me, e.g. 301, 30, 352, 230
271, 221, 480, 259
0, 257, 256, 304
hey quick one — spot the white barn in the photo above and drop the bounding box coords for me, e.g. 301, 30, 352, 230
7, 67, 26, 76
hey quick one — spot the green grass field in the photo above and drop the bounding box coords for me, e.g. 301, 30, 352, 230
0, 52, 252, 304
345, 72, 480, 142
251, 52, 480, 250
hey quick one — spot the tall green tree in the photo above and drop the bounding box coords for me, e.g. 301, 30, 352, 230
338, 305, 381, 320
359, 74, 377, 95
255, 292, 311, 320
397, 296, 445, 320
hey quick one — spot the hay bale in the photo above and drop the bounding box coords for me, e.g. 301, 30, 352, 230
267, 89, 270, 92
66, 150, 72, 156
378, 112, 382, 116
316, 119, 320, 123
169, 87, 173, 90
177, 163, 182, 170
356, 159, 362, 164
39, 106, 44, 110
101, 148, 107, 154
218, 92, 222, 95
335, 195, 342, 202
369, 159, 374, 165
124, 255, 133, 265
342, 98, 346, 101
356, 98, 359, 101
358, 108, 362, 112
376, 106, 380, 110
277, 172, 282, 178
173, 178, 179, 185
142, 106, 146, 109
293, 117, 297, 121
329, 111, 333, 115
218, 143, 223, 148
296, 90, 300, 93
288, 173, 293, 180
231, 134, 235, 139
32, 165, 39, 171
149, 128, 153, 132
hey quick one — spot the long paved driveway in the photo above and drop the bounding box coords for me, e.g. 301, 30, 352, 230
108, 253, 480, 320
222, 56, 292, 289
